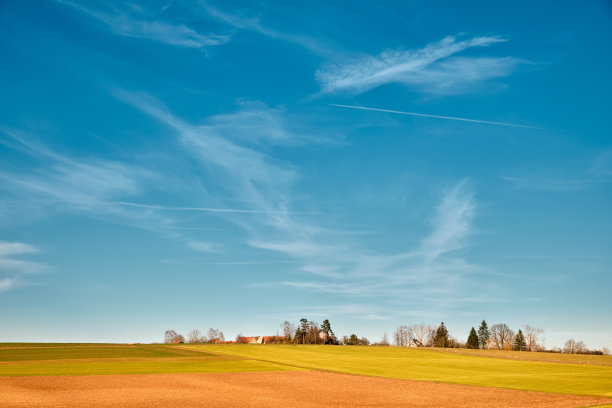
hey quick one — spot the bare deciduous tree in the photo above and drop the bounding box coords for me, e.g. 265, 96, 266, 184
281, 320, 295, 342
523, 325, 544, 351
564, 339, 586, 354
187, 329, 206, 343
564, 339, 577, 353
490, 323, 514, 350
380, 332, 390, 346
206, 328, 225, 343
164, 329, 183, 343
412, 323, 433, 346
393, 325, 413, 346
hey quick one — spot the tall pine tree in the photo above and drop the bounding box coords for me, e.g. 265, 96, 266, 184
514, 329, 526, 351
467, 327, 479, 349
433, 322, 449, 348
321, 319, 335, 344
477, 320, 490, 350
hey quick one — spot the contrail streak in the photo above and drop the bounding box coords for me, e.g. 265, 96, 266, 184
330, 104, 544, 130
108, 201, 317, 214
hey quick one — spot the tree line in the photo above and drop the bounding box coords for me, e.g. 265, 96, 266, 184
163, 328, 225, 344
163, 319, 609, 355
392, 320, 608, 355
163, 318, 367, 346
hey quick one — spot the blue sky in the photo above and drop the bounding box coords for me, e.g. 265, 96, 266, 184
0, 0, 611, 348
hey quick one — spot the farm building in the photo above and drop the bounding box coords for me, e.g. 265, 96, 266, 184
240, 336, 262, 344
409, 338, 424, 347
239, 336, 286, 344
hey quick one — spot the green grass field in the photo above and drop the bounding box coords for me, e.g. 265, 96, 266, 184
0, 343, 296, 376
186, 344, 612, 398
0, 344, 211, 361
434, 348, 612, 366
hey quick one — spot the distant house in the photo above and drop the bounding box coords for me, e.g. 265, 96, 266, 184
239, 336, 285, 344
240, 336, 262, 344
409, 338, 424, 347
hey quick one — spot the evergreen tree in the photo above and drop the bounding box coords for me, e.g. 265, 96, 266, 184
321, 319, 335, 343
467, 327, 479, 349
433, 322, 449, 348
514, 329, 526, 351
294, 318, 309, 344
477, 320, 490, 349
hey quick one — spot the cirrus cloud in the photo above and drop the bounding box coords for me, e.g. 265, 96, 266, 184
316, 35, 522, 95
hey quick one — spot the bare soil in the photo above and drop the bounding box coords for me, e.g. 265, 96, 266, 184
1, 371, 610, 408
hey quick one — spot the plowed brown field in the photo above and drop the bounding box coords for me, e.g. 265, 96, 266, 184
2, 371, 610, 408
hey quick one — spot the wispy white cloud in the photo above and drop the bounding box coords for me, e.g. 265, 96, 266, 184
0, 128, 221, 256
113, 91, 301, 219
0, 128, 147, 207
278, 180, 480, 300
201, 2, 268, 34
0, 241, 46, 293
187, 241, 217, 253
113, 91, 331, 256
112, 91, 377, 285
249, 240, 337, 259
202, 2, 335, 56
299, 264, 342, 279
2, 92, 484, 307
0, 277, 21, 293
56, 0, 229, 48
112, 92, 484, 309
316, 35, 521, 95
5, 121, 480, 303
419, 179, 475, 262
204, 101, 337, 145
1, 95, 335, 265
0, 257, 45, 275
0, 241, 38, 257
